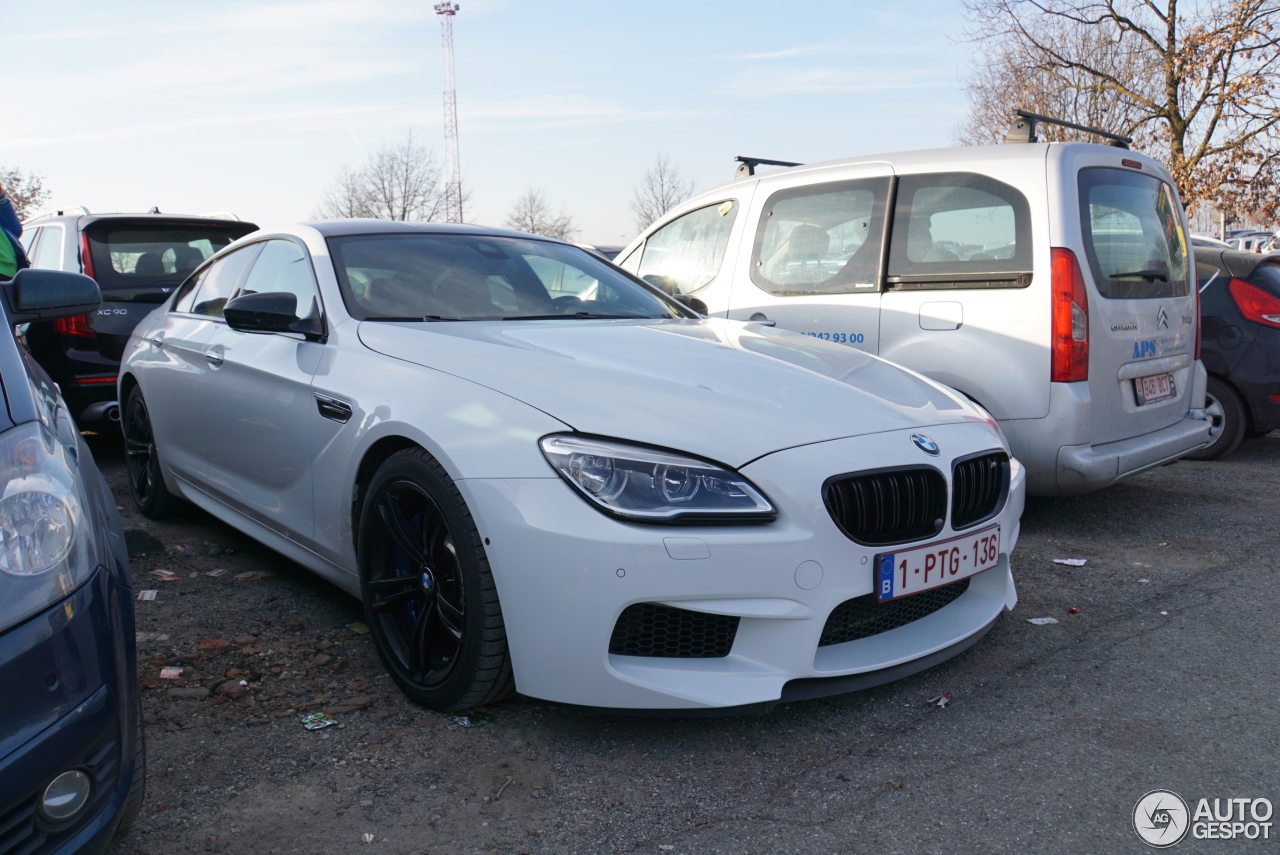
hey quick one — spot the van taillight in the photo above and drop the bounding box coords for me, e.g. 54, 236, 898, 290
54, 314, 95, 337
1228, 277, 1280, 329
1051, 247, 1089, 382
79, 233, 95, 280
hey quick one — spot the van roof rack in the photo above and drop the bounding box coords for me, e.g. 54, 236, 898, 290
735, 156, 803, 180
1005, 109, 1132, 148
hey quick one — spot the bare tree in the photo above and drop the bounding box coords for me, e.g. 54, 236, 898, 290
630, 155, 694, 233
313, 131, 456, 221
960, 1, 1280, 219
0, 167, 52, 220
504, 187, 576, 240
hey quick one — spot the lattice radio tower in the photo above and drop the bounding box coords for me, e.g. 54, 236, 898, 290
435, 2, 463, 222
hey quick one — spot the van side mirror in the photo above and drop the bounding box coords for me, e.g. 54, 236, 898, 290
2, 269, 102, 323
224, 291, 324, 341
673, 293, 708, 316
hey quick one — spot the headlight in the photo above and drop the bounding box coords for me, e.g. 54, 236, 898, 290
539, 435, 774, 523
0, 422, 96, 632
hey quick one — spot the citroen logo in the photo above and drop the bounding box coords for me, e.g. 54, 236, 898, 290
1156, 306, 1169, 329
911, 434, 940, 456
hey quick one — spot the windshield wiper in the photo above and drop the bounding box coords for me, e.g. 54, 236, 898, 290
364, 315, 475, 322
502, 312, 652, 321
1109, 269, 1169, 281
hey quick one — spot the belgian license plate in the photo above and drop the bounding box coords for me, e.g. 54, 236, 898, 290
1134, 372, 1176, 406
876, 525, 1000, 602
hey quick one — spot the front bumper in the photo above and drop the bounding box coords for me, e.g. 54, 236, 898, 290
0, 569, 140, 855
462, 423, 1024, 711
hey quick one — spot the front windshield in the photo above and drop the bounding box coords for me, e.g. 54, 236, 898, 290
327, 233, 685, 321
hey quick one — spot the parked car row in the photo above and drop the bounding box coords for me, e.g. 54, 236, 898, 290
0, 126, 1252, 852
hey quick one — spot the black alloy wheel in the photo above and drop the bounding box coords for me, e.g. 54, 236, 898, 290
122, 387, 178, 518
358, 448, 513, 711
1187, 375, 1247, 461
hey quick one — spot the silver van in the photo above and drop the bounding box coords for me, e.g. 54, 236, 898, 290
617, 140, 1212, 495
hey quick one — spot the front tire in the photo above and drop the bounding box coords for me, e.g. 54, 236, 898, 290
357, 448, 513, 711
122, 388, 179, 518
1187, 376, 1246, 460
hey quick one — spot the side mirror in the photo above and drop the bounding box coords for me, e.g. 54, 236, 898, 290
2, 269, 102, 324
673, 293, 708, 316
224, 291, 324, 341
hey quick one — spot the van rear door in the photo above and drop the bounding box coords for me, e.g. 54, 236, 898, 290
1062, 154, 1197, 446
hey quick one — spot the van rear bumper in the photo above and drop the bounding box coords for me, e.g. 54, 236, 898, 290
1054, 413, 1212, 495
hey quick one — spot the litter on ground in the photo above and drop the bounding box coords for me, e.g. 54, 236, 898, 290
205, 568, 228, 577
1068, 607, 1081, 614
926, 692, 951, 708
159, 666, 183, 679
454, 712, 492, 728
1027, 617, 1059, 625
347, 622, 370, 634
1053, 558, 1087, 566
137, 590, 157, 601
301, 712, 337, 730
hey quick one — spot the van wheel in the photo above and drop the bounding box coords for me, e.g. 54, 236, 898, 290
1188, 377, 1246, 460
357, 448, 514, 711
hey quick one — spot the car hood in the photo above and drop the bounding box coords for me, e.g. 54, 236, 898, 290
357, 318, 983, 466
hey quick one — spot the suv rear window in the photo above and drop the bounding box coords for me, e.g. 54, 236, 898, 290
86, 221, 256, 290
1079, 168, 1189, 299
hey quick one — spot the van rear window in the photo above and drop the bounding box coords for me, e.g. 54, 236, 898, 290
1078, 168, 1189, 299
86, 221, 256, 290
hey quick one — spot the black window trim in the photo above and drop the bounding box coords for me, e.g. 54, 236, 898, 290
750, 176, 894, 298
885, 171, 1034, 292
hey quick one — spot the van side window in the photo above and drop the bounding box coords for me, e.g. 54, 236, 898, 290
636, 201, 738, 295
751, 178, 889, 296
616, 245, 641, 274
30, 225, 64, 270
887, 173, 1032, 288
1078, 168, 1190, 299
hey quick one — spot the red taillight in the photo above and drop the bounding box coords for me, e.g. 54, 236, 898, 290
54, 314, 95, 337
1051, 247, 1089, 382
1227, 277, 1280, 329
79, 233, 95, 280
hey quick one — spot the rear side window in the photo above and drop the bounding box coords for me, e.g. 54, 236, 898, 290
189, 246, 256, 318
887, 173, 1032, 288
1079, 168, 1189, 299
636, 201, 738, 295
29, 225, 63, 269
85, 221, 256, 290
751, 178, 890, 296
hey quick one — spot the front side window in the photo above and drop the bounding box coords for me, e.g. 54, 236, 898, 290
329, 233, 683, 321
751, 178, 890, 296
1079, 168, 1189, 299
236, 240, 321, 316
636, 201, 738, 295
189, 246, 256, 318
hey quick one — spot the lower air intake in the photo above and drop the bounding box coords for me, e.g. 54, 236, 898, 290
819, 579, 971, 646
609, 603, 740, 658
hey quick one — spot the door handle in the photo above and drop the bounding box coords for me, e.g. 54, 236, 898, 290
748, 313, 777, 327
204, 345, 225, 368
315, 394, 353, 424
147, 333, 165, 349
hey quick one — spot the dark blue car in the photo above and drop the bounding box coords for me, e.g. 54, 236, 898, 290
1192, 246, 1280, 459
0, 268, 143, 854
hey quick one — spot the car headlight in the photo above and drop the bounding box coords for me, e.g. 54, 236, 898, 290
0, 421, 97, 632
539, 434, 775, 523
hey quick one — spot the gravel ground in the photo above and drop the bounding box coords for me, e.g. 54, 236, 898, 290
96, 429, 1280, 855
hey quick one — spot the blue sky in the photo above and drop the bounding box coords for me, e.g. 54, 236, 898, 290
3, 0, 976, 243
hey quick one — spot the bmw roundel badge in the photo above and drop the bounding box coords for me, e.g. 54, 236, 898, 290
911, 434, 940, 456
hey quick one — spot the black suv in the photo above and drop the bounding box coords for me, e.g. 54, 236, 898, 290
18, 209, 258, 426
1192, 246, 1280, 458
